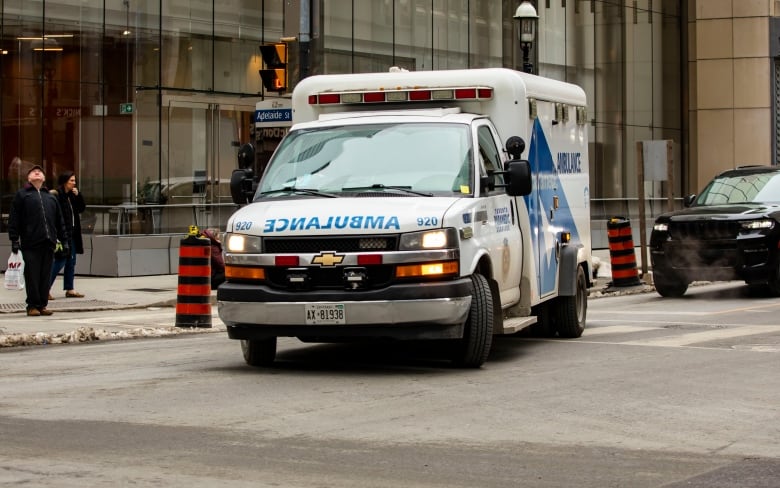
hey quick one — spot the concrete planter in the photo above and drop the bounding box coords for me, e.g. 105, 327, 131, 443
90, 235, 174, 277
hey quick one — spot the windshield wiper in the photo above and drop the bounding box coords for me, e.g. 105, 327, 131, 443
260, 187, 338, 198
342, 184, 433, 197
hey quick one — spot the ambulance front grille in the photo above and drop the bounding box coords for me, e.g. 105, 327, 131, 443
264, 235, 398, 253
266, 266, 395, 290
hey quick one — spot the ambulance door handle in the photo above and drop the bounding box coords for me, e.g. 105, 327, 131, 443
510, 200, 516, 225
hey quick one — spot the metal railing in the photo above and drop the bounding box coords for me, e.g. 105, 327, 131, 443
77, 198, 682, 240
84, 203, 240, 235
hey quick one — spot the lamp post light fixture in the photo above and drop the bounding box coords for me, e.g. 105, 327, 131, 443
513, 1, 539, 74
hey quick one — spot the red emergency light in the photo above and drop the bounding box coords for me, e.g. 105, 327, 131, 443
408, 90, 432, 101
308, 87, 493, 105
357, 254, 382, 265
275, 255, 299, 266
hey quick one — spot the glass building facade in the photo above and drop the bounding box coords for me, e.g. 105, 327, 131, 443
1, 0, 684, 242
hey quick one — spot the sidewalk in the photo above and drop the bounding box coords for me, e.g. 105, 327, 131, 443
0, 274, 218, 348
1, 274, 182, 312
0, 249, 652, 348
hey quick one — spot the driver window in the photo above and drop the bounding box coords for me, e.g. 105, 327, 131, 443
477, 125, 505, 191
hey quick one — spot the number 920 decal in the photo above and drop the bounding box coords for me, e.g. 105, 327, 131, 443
417, 216, 439, 227
234, 221, 253, 231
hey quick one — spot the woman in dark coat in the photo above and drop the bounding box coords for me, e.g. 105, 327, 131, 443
49, 171, 86, 298
202, 228, 225, 289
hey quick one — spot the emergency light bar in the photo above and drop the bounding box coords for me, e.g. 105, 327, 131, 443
308, 87, 493, 105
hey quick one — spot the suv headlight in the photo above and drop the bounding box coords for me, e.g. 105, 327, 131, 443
225, 233, 262, 253
653, 222, 669, 232
741, 219, 775, 231
399, 228, 458, 250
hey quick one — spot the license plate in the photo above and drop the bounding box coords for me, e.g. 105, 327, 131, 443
305, 304, 346, 325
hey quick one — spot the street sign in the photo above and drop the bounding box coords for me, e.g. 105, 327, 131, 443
254, 108, 292, 127
120, 103, 134, 114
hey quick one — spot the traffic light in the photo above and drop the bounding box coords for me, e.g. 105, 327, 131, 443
259, 43, 287, 93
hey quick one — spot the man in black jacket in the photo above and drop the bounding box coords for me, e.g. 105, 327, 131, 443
8, 165, 68, 316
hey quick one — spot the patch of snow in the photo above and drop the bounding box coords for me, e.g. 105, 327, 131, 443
0, 326, 221, 348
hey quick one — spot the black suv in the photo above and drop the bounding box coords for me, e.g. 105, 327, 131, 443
650, 165, 780, 297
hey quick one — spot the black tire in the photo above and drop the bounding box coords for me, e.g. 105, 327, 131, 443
241, 337, 277, 367
452, 274, 494, 368
555, 265, 587, 338
653, 273, 688, 297
764, 261, 780, 296
529, 301, 557, 337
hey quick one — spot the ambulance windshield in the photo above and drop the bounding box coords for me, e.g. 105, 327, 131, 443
257, 123, 473, 199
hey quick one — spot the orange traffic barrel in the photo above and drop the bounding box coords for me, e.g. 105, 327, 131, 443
606, 216, 641, 287
175, 231, 212, 328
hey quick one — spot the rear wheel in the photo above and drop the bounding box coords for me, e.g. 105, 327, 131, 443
241, 337, 277, 367
452, 274, 494, 368
529, 302, 557, 337
555, 265, 587, 338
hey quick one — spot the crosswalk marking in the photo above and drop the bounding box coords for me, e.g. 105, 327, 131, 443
619, 325, 780, 347
584, 325, 661, 336
575, 324, 780, 351
593, 300, 780, 317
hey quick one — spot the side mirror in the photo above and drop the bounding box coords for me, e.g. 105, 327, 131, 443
683, 194, 696, 207
505, 160, 532, 197
230, 168, 255, 205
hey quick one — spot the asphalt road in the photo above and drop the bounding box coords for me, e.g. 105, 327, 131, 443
1, 281, 779, 487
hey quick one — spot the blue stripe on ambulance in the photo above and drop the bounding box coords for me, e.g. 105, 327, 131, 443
523, 118, 581, 297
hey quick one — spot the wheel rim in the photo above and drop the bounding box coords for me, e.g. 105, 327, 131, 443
576, 273, 586, 324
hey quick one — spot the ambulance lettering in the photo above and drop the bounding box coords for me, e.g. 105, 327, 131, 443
493, 207, 511, 233
263, 215, 400, 233
556, 152, 582, 174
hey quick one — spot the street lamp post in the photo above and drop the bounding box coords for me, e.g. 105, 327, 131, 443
513, 1, 539, 74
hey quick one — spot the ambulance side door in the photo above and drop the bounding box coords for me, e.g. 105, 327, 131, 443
474, 123, 522, 307
525, 117, 560, 299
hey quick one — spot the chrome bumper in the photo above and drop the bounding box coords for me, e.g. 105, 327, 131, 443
218, 296, 471, 327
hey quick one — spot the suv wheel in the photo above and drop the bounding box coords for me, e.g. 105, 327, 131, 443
653, 272, 688, 297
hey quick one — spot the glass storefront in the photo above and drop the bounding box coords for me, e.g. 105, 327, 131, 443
1, 0, 272, 234
1, 0, 684, 241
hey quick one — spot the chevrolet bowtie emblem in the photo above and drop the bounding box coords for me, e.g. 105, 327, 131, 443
311, 252, 344, 267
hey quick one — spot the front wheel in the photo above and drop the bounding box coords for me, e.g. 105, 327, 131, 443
241, 337, 277, 367
653, 272, 688, 297
452, 274, 494, 368
763, 259, 780, 297
555, 265, 587, 338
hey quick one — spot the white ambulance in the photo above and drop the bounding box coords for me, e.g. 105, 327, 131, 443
219, 68, 592, 368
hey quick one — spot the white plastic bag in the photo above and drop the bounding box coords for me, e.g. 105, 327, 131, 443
4, 252, 25, 291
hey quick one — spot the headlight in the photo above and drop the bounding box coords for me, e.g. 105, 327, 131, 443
653, 222, 668, 232
741, 219, 775, 230
399, 228, 458, 251
225, 233, 262, 253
